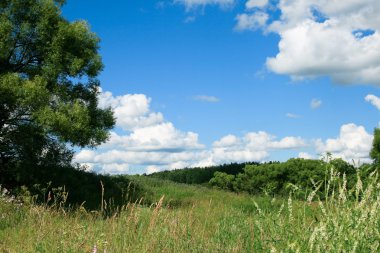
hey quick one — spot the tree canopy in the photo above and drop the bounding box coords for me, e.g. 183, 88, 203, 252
0, 0, 114, 185
370, 128, 380, 164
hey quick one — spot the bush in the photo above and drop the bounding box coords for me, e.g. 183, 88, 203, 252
1, 164, 143, 210
209, 172, 235, 191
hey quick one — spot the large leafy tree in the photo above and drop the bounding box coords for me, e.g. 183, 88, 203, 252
0, 0, 114, 180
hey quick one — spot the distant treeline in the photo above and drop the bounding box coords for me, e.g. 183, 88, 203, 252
209, 158, 376, 197
147, 157, 377, 197
148, 162, 264, 184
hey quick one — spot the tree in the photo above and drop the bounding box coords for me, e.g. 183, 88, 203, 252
0, 0, 114, 184
209, 172, 235, 191
370, 128, 380, 164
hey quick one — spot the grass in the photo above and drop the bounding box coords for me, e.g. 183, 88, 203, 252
1, 171, 380, 252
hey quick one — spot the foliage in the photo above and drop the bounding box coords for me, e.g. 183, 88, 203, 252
209, 172, 235, 191
371, 128, 380, 164
149, 162, 260, 185
209, 158, 361, 197
0, 0, 114, 188
2, 164, 142, 210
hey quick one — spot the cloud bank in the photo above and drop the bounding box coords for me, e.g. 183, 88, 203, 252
73, 91, 375, 174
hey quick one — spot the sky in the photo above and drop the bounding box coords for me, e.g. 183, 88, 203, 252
63, 0, 380, 174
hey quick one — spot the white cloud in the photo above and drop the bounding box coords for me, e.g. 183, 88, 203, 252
76, 149, 208, 168
103, 124, 203, 152
75, 150, 97, 162
193, 95, 220, 102
245, 0, 268, 9
298, 152, 314, 159
311, 98, 322, 109
286, 113, 301, 118
365, 94, 380, 110
210, 132, 307, 164
236, 0, 380, 86
213, 134, 240, 147
99, 92, 164, 131
101, 163, 130, 174
175, 0, 234, 9
270, 136, 306, 149
235, 12, 268, 31
315, 123, 373, 163
146, 166, 160, 174
74, 91, 206, 174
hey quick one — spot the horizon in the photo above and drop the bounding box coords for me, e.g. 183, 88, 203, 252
63, 0, 380, 174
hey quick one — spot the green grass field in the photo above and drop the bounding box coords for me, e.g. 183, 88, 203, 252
1, 173, 379, 252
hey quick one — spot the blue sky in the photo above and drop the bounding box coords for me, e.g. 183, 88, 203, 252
65, 0, 380, 174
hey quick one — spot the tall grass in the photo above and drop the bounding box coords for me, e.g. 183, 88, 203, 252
0, 169, 379, 252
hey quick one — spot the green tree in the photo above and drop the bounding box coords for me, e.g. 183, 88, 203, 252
370, 128, 380, 164
0, 0, 114, 184
209, 172, 235, 191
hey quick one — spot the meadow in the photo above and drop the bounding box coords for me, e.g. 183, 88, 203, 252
1, 169, 379, 253
2, 1, 380, 252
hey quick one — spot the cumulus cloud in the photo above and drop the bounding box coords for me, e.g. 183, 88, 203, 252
146, 166, 160, 174
213, 134, 240, 147
76, 150, 206, 168
235, 12, 268, 31
270, 136, 307, 149
311, 98, 322, 109
237, 0, 380, 86
365, 94, 380, 110
193, 95, 220, 102
210, 124, 373, 166
245, 0, 268, 9
315, 123, 373, 163
98, 92, 164, 131
75, 91, 206, 174
298, 152, 314, 159
103, 125, 203, 152
210, 132, 307, 164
